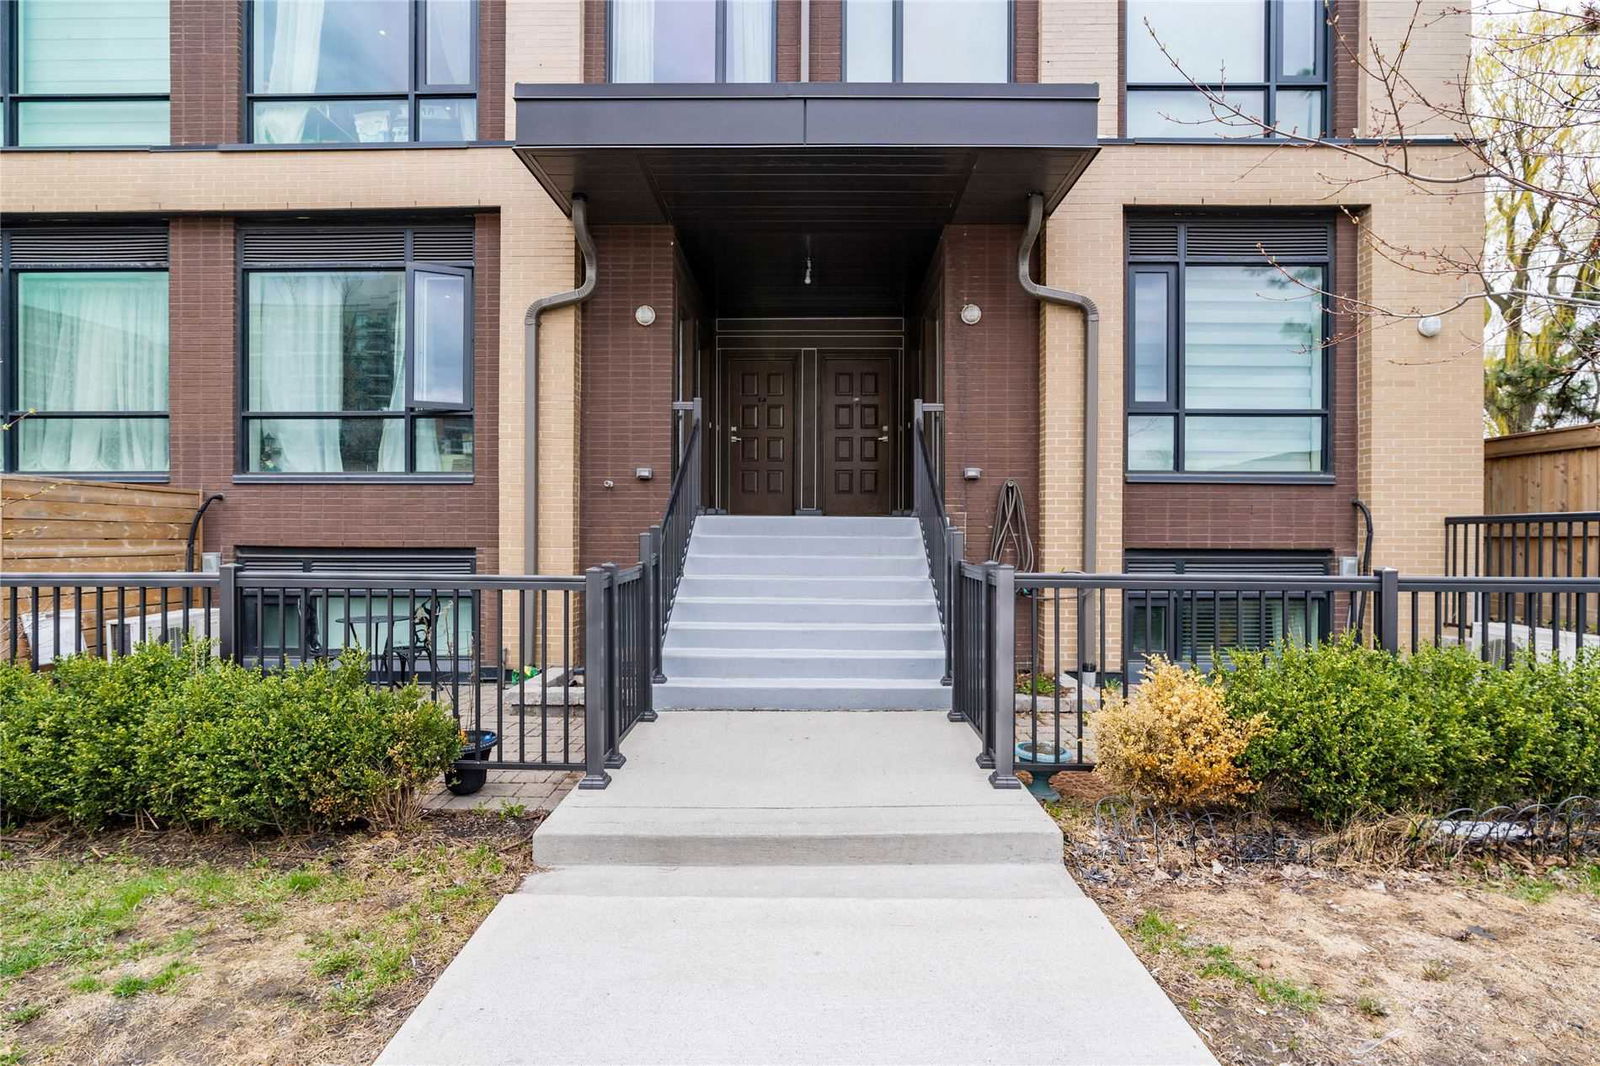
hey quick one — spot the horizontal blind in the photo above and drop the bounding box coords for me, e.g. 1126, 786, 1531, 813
7, 226, 169, 266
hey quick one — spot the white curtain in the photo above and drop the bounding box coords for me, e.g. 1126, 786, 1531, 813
725, 0, 773, 82
256, 0, 326, 142
17, 272, 168, 472
612, 0, 656, 82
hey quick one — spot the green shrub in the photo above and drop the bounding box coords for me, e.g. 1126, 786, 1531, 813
1, 645, 461, 832
1220, 638, 1600, 823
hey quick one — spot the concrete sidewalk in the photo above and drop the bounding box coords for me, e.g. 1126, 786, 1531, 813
379, 714, 1217, 1066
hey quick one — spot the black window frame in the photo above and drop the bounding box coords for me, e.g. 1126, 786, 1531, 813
236, 222, 476, 483
1124, 550, 1335, 676
243, 0, 480, 145
0, 0, 172, 148
606, 0, 779, 84
1124, 216, 1335, 483
841, 0, 1016, 83
1, 225, 171, 480
1123, 0, 1331, 141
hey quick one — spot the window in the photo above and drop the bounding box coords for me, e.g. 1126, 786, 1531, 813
236, 548, 476, 669
845, 0, 1010, 82
1125, 551, 1333, 673
1125, 0, 1327, 138
2, 226, 170, 475
248, 0, 477, 143
610, 0, 774, 83
1126, 217, 1331, 478
240, 223, 474, 476
1, 0, 170, 146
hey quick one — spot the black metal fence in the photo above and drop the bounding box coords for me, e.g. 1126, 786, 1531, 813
947, 568, 1600, 784
1446, 511, 1600, 635
912, 400, 962, 684
647, 398, 703, 682
1, 566, 653, 788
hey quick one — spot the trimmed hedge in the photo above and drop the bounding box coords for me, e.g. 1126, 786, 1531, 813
1221, 640, 1600, 823
0, 644, 462, 832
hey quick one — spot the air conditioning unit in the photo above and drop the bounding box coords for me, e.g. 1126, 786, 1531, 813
103, 608, 221, 657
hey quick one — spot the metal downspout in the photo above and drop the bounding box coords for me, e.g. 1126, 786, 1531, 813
524, 195, 597, 583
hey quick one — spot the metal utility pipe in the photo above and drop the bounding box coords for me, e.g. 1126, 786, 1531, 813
523, 195, 597, 581
1018, 192, 1101, 659
184, 493, 226, 571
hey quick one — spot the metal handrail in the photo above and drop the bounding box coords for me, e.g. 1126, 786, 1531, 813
912, 399, 962, 685
647, 397, 704, 682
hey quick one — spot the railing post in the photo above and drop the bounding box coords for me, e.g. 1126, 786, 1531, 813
645, 525, 666, 685
579, 566, 612, 790
943, 525, 963, 691
1377, 567, 1400, 653
601, 562, 627, 769
217, 563, 239, 664
988, 563, 1021, 789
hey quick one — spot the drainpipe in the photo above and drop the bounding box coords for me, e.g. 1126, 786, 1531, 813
1018, 192, 1101, 662
183, 493, 226, 571
523, 196, 597, 584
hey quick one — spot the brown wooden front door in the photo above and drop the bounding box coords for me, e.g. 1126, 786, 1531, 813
821, 353, 893, 515
727, 355, 797, 515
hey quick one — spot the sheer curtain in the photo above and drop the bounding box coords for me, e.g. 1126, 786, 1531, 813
725, 0, 773, 82
611, 0, 656, 81
255, 0, 326, 142
17, 272, 168, 472
249, 273, 350, 471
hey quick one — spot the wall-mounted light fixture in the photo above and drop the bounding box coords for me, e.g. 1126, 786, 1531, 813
963, 467, 983, 481
635, 467, 654, 481
635, 305, 657, 327
960, 303, 982, 325
1416, 315, 1442, 338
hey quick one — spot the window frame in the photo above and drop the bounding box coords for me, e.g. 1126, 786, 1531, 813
1122, 0, 1330, 141
842, 0, 1016, 83
1124, 216, 1335, 483
0, 231, 170, 480
0, 0, 172, 148
606, 0, 779, 84
243, 0, 480, 145
236, 223, 476, 483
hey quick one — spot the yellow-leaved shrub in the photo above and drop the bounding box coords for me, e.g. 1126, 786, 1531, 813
1090, 657, 1266, 808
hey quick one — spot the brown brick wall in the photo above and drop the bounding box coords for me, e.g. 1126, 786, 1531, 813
170, 0, 241, 146
777, 0, 803, 81
578, 226, 677, 569
479, 0, 506, 139
1014, 0, 1039, 83
1121, 214, 1359, 560
1330, 0, 1360, 137
584, 0, 607, 83
167, 214, 500, 571
811, 0, 842, 81
940, 224, 1040, 564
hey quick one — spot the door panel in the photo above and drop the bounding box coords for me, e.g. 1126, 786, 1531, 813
821, 354, 893, 515
727, 356, 796, 515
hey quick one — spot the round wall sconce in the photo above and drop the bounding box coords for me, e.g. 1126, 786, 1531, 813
635, 305, 657, 327
1417, 315, 1443, 338
959, 303, 982, 326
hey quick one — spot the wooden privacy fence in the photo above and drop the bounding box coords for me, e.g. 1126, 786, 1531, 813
1485, 422, 1600, 515
0, 476, 205, 663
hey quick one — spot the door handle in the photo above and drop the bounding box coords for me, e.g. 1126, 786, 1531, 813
877, 435, 889, 442
731, 435, 742, 443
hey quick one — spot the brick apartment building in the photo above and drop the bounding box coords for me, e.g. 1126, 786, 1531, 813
0, 0, 1482, 666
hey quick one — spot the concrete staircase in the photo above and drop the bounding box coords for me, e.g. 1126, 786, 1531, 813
654, 515, 951, 711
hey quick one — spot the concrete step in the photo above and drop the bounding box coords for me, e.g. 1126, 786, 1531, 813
664, 621, 946, 652
694, 515, 919, 536
661, 647, 946, 681
689, 533, 924, 557
652, 677, 952, 711
670, 596, 941, 625
676, 574, 936, 601
684, 552, 929, 577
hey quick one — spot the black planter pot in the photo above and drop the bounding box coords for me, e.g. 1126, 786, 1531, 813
445, 729, 499, 796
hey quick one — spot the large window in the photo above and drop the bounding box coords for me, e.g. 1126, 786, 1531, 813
1125, 0, 1328, 138
240, 223, 474, 477
248, 0, 477, 143
610, 0, 774, 83
1126, 217, 1332, 478
1, 0, 170, 146
2, 226, 170, 475
845, 0, 1010, 82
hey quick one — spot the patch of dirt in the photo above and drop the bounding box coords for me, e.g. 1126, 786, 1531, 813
0, 811, 544, 1066
1076, 855, 1600, 1065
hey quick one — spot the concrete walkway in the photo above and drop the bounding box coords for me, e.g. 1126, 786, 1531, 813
379, 713, 1216, 1066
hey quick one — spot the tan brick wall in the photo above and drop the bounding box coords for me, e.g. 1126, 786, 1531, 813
1039, 143, 1483, 585
0, 150, 580, 586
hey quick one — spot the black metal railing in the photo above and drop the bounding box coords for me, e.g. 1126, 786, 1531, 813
912, 399, 962, 683
1446, 511, 1600, 635
2, 565, 657, 787
647, 397, 704, 682
948, 569, 1600, 782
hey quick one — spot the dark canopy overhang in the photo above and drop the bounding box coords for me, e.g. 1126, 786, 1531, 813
512, 83, 1101, 227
